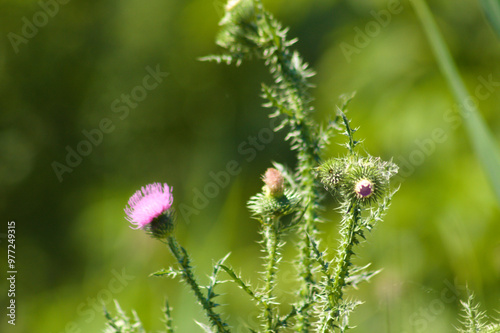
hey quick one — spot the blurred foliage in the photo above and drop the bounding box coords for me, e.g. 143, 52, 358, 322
0, 0, 499, 332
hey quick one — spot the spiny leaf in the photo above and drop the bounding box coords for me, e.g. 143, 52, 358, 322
150, 267, 180, 278
218, 264, 262, 303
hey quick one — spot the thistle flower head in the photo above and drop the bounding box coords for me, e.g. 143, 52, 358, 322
344, 157, 396, 206
125, 183, 175, 238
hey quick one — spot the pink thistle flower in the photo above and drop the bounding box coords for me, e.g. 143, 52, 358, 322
125, 183, 173, 229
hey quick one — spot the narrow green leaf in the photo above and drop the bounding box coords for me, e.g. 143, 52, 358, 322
150, 269, 169, 276
150, 268, 178, 277
218, 264, 262, 302
412, 0, 500, 204
337, 108, 357, 154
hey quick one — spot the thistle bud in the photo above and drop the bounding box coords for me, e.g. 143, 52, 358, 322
317, 158, 346, 194
344, 157, 396, 206
263, 168, 285, 197
248, 168, 300, 221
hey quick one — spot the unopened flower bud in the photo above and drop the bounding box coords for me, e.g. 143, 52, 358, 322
344, 158, 390, 206
248, 168, 300, 221
317, 158, 345, 194
263, 168, 285, 198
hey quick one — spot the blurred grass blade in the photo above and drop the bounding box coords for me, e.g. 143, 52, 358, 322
479, 0, 500, 38
412, 0, 500, 204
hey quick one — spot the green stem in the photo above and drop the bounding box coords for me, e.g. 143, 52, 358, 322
258, 9, 322, 332
216, 3, 324, 330
165, 236, 230, 333
295, 180, 318, 333
330, 204, 361, 321
262, 219, 280, 332
163, 299, 175, 333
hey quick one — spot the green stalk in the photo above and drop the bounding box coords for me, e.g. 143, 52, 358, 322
412, 0, 500, 203
163, 299, 175, 333
256, 6, 322, 331
312, 203, 361, 331
331, 204, 360, 308
165, 236, 230, 333
210, 2, 328, 329
262, 219, 280, 332
295, 173, 319, 333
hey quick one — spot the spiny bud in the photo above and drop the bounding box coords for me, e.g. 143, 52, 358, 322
317, 158, 346, 195
248, 168, 300, 222
344, 157, 396, 206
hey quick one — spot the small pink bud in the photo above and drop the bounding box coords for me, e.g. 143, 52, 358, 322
263, 168, 285, 197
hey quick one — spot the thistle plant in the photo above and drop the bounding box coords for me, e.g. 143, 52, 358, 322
104, 0, 404, 332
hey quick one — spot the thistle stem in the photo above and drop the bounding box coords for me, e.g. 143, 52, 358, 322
331, 204, 361, 312
262, 219, 280, 332
163, 299, 175, 333
258, 9, 322, 332
214, 2, 327, 330
165, 236, 230, 333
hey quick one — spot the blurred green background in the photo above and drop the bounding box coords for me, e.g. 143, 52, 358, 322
1, 0, 499, 332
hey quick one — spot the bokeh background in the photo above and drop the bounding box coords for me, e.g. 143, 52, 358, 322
1, 0, 499, 332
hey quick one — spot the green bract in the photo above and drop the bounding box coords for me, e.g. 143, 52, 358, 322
248, 188, 301, 221
144, 209, 176, 239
